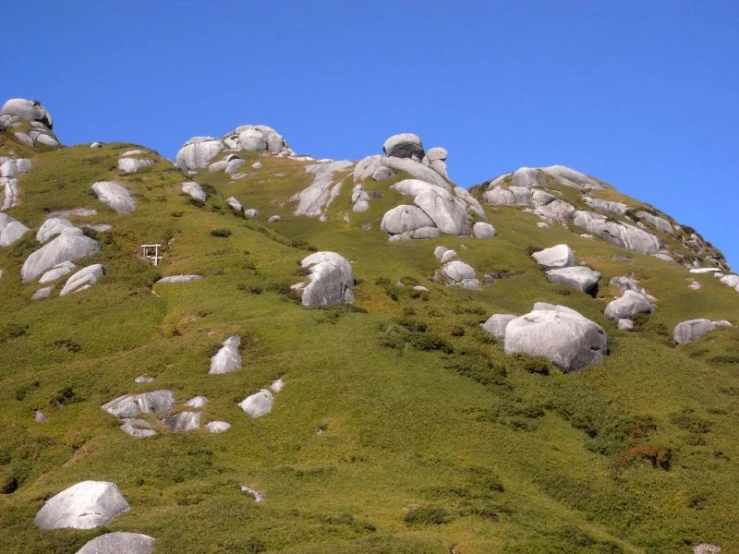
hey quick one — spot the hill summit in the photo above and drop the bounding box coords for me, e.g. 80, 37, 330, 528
1, 97, 738, 554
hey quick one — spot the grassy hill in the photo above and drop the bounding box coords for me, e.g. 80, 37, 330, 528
1, 130, 738, 554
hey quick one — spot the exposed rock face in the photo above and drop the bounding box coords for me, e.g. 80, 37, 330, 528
380, 205, 435, 235
292, 160, 353, 218
545, 266, 601, 293
102, 390, 175, 418
583, 196, 628, 215
163, 411, 201, 432
227, 196, 243, 213
532, 244, 575, 269
504, 304, 608, 372
636, 211, 674, 235
175, 137, 224, 169
604, 290, 654, 320
21, 228, 100, 282
118, 155, 154, 174
34, 481, 130, 530
0, 157, 32, 210
239, 389, 274, 418
75, 532, 155, 554
674, 319, 732, 345
209, 336, 242, 375
206, 421, 231, 433
481, 314, 517, 339
294, 251, 354, 307
572, 211, 661, 254
92, 181, 135, 214
1, 98, 53, 129
383, 133, 424, 160
0, 212, 30, 246
59, 264, 105, 296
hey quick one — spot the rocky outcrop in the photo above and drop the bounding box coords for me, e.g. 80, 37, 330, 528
34, 481, 130, 530
118, 152, 154, 174
0, 157, 32, 210
383, 133, 424, 160
293, 251, 354, 307
175, 137, 223, 169
380, 205, 435, 236
1, 98, 59, 147
209, 336, 242, 375
59, 264, 105, 296
37, 217, 75, 243
504, 304, 608, 372
92, 182, 135, 214
292, 160, 353, 218
472, 221, 496, 239
75, 532, 155, 554
572, 211, 661, 254
545, 266, 601, 293
674, 319, 733, 345
532, 244, 575, 269
155, 275, 203, 284
21, 228, 100, 282
102, 390, 175, 418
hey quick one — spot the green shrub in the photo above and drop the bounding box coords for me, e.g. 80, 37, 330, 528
403, 505, 451, 525
210, 228, 232, 238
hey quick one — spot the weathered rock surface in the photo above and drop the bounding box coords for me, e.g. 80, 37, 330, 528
60, 264, 105, 296
75, 532, 155, 554
694, 543, 722, 554
383, 133, 424, 160
292, 161, 353, 217
604, 290, 654, 320
380, 205, 435, 235
37, 217, 75, 243
175, 137, 223, 169
674, 319, 732, 345
206, 421, 231, 433
294, 251, 354, 307
2, 98, 53, 128
440, 260, 476, 285
34, 481, 129, 530
572, 211, 661, 254
532, 244, 575, 269
163, 411, 201, 432
92, 182, 135, 214
118, 156, 154, 174
156, 274, 203, 284
39, 261, 76, 284
482, 314, 517, 339
636, 211, 674, 235
504, 304, 608, 372
545, 266, 601, 293
102, 390, 175, 418
22, 228, 100, 282
583, 196, 628, 215
0, 212, 30, 246
239, 389, 274, 418
227, 196, 243, 213
209, 336, 242, 375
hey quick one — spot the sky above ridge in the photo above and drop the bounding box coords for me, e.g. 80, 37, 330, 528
4, 0, 739, 269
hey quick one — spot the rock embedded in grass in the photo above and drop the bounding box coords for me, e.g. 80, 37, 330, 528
21, 228, 100, 282
0, 212, 30, 247
59, 264, 105, 296
102, 390, 175, 418
209, 335, 242, 375
674, 319, 733, 345
532, 244, 575, 269
482, 314, 517, 339
91, 181, 136, 214
294, 251, 354, 307
34, 481, 130, 530
75, 532, 155, 554
604, 290, 654, 320
545, 266, 601, 293
239, 389, 274, 418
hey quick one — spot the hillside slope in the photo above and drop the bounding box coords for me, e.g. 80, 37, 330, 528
1, 99, 738, 554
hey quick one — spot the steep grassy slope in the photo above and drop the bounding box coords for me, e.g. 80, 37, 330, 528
1, 134, 739, 554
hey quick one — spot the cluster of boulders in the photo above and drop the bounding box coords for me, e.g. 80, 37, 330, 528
102, 389, 229, 437
1, 98, 59, 147
174, 124, 293, 172
483, 303, 608, 372
532, 244, 601, 295
34, 480, 155, 553
291, 251, 355, 306
433, 246, 479, 289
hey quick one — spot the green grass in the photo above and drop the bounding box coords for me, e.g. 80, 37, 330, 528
1, 135, 739, 553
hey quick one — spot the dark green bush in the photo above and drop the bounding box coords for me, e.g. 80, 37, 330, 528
210, 228, 232, 238
403, 505, 451, 525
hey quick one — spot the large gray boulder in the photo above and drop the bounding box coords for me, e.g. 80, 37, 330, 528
481, 314, 517, 339
532, 244, 575, 269
182, 181, 207, 204
413, 187, 470, 235
383, 133, 424, 160
226, 124, 292, 155
163, 411, 201, 432
59, 264, 105, 296
545, 266, 601, 293
209, 335, 242, 375
384, 157, 452, 190
472, 222, 497, 239
21, 228, 100, 282
92, 182, 135, 214
0, 212, 30, 246
511, 167, 547, 189
542, 165, 603, 190
39, 261, 76, 284
572, 211, 661, 254
2, 98, 53, 128
34, 481, 129, 530
155, 274, 203, 284
440, 260, 476, 284
534, 199, 576, 224
75, 532, 155, 554
175, 137, 223, 169
102, 390, 175, 418
674, 319, 731, 345
239, 389, 274, 418
380, 205, 435, 235
483, 187, 516, 205
295, 251, 354, 307
504, 304, 608, 372
604, 290, 654, 320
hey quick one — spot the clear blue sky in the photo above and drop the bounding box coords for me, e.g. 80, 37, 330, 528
5, 1, 738, 268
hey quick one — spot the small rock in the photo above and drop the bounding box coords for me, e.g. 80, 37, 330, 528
674, 319, 731, 345
155, 275, 202, 284
270, 378, 285, 393
227, 196, 243, 213
532, 244, 575, 268
91, 182, 135, 214
268, 215, 281, 223
135, 376, 155, 383
618, 319, 634, 330
35, 410, 46, 423
209, 336, 242, 375
206, 421, 231, 433
441, 260, 476, 284
244, 208, 260, 218
433, 246, 449, 260
182, 181, 206, 203
440, 249, 458, 263
239, 389, 274, 418
241, 485, 265, 503
31, 286, 53, 300
185, 396, 208, 408
481, 314, 517, 339
74, 532, 155, 554
472, 221, 496, 239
